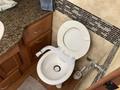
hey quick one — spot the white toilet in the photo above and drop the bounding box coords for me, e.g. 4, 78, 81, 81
36, 20, 90, 88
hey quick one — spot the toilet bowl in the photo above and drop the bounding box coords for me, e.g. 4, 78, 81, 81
36, 20, 90, 88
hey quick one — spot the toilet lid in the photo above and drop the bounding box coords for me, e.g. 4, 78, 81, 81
57, 20, 90, 59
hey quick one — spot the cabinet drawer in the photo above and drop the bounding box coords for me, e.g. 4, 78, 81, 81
23, 14, 52, 44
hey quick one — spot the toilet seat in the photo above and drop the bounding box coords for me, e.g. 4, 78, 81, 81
37, 51, 75, 85
57, 20, 90, 59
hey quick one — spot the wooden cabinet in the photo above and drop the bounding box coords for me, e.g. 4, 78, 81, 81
27, 31, 51, 61
18, 13, 52, 72
0, 45, 22, 89
22, 13, 52, 63
0, 13, 53, 89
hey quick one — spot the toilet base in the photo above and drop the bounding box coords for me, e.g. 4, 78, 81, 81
56, 83, 62, 88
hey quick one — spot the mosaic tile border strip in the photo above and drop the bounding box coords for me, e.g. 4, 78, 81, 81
55, 0, 120, 46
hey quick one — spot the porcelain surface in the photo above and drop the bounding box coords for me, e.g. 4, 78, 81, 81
37, 51, 75, 85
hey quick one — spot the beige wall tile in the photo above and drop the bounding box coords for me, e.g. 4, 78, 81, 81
76, 31, 113, 66
75, 69, 98, 90
75, 31, 113, 90
67, 0, 120, 28
105, 47, 120, 75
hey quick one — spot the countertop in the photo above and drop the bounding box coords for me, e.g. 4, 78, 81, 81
0, 0, 51, 55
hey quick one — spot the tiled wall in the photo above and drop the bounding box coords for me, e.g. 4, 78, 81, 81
52, 11, 113, 90
52, 0, 120, 89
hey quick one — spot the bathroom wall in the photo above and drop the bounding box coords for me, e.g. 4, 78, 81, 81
66, 0, 120, 28
52, 0, 120, 90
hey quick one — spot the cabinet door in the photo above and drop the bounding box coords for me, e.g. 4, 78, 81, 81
0, 45, 22, 89
0, 54, 21, 77
23, 13, 53, 44
19, 13, 52, 70
29, 31, 51, 55
28, 31, 52, 62
0, 45, 22, 80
